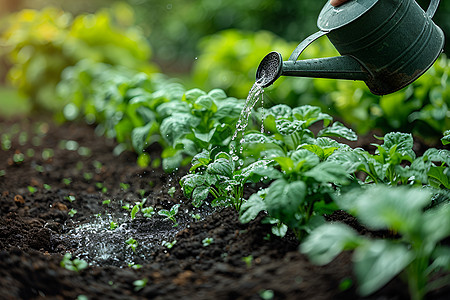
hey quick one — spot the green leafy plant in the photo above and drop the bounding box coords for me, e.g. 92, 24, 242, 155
125, 237, 138, 253
130, 198, 154, 219
158, 204, 180, 227
68, 209, 77, 217
133, 278, 148, 292
162, 240, 177, 249
27, 186, 37, 194
301, 185, 450, 300
202, 237, 214, 247
109, 221, 118, 230
60, 253, 88, 272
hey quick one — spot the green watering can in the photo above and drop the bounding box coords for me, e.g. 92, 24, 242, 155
256, 0, 445, 95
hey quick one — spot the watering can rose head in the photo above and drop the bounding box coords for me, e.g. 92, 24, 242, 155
256, 0, 444, 95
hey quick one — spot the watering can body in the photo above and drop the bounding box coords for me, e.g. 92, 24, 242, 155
256, 0, 445, 95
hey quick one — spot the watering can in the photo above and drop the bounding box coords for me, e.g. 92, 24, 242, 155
256, 0, 445, 95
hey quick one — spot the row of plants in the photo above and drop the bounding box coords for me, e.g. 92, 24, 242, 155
56, 58, 449, 299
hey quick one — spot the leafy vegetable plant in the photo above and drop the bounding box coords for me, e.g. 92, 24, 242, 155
301, 185, 450, 300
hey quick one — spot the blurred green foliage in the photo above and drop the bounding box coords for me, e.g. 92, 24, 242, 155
0, 3, 157, 111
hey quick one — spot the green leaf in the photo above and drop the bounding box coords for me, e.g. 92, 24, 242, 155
183, 88, 206, 103
131, 204, 140, 219
275, 118, 306, 135
428, 166, 450, 189
160, 113, 199, 146
180, 173, 207, 198
300, 223, 361, 265
190, 149, 211, 172
170, 204, 180, 215
292, 105, 332, 128
265, 179, 307, 227
354, 240, 414, 296
303, 162, 350, 185
290, 149, 320, 171
192, 185, 210, 207
239, 193, 267, 223
193, 127, 216, 143
442, 130, 450, 145
194, 95, 217, 112
423, 148, 450, 166
131, 123, 152, 154
273, 156, 295, 174
381, 132, 415, 159
162, 151, 183, 173
318, 122, 357, 141
208, 88, 227, 101
207, 157, 233, 178
301, 144, 338, 161
266, 104, 292, 119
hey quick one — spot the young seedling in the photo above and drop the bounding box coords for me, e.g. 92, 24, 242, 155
158, 204, 180, 227
62, 178, 72, 186
162, 240, 177, 249
102, 199, 111, 205
68, 208, 77, 217
242, 255, 253, 268
65, 195, 76, 202
120, 182, 130, 191
83, 172, 93, 181
109, 221, 118, 230
128, 263, 142, 269
43, 184, 51, 191
125, 237, 138, 252
202, 237, 214, 247
27, 186, 37, 194
60, 253, 88, 272
133, 278, 148, 291
141, 207, 155, 218
168, 186, 176, 198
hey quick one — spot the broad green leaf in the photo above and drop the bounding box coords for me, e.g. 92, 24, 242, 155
207, 158, 233, 178
131, 123, 152, 154
328, 149, 368, 174
303, 161, 350, 185
340, 186, 432, 234
156, 101, 189, 118
275, 118, 306, 135
273, 156, 295, 173
160, 113, 199, 146
183, 88, 206, 103
170, 204, 180, 215
381, 132, 415, 159
290, 149, 320, 171
423, 148, 450, 166
301, 144, 338, 161
422, 203, 450, 247
215, 99, 244, 123
190, 149, 211, 172
239, 193, 267, 223
131, 204, 140, 219
354, 240, 414, 296
428, 166, 450, 189
208, 88, 227, 101
265, 179, 307, 227
318, 122, 357, 141
192, 185, 210, 207
265, 104, 292, 119
162, 151, 183, 172
236, 159, 280, 182
193, 127, 216, 143
442, 130, 450, 145
194, 95, 217, 112
300, 223, 361, 265
292, 105, 333, 128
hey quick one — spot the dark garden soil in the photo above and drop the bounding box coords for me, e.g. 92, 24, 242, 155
0, 118, 448, 300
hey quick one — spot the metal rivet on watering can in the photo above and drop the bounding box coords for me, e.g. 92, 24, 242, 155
256, 0, 445, 95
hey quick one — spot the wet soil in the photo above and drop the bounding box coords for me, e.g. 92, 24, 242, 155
0, 118, 448, 299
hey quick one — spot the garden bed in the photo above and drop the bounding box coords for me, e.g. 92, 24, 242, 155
0, 118, 448, 300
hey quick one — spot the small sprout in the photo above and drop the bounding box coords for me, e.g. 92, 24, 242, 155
259, 289, 274, 300
131, 204, 140, 220
76, 295, 88, 300
263, 234, 271, 241
95, 213, 102, 218
95, 182, 107, 193
27, 186, 37, 194
120, 182, 130, 191
65, 195, 76, 202
93, 160, 103, 173
18, 132, 28, 145
0, 170, 5, 176
242, 255, 253, 268
65, 140, 79, 151
62, 178, 72, 186
60, 253, 88, 272
35, 165, 44, 173
191, 213, 201, 220
110, 221, 118, 230
129, 263, 142, 269
202, 237, 214, 247
133, 278, 148, 291
68, 208, 77, 217
122, 203, 131, 210
83, 172, 93, 181
102, 199, 111, 205
139, 189, 146, 197
13, 152, 25, 163
125, 237, 138, 252
77, 146, 91, 157
339, 278, 353, 291
158, 204, 180, 227
142, 207, 155, 218
26, 148, 35, 157
1, 134, 11, 150
43, 184, 51, 190
76, 161, 84, 171
42, 148, 54, 160
168, 186, 176, 198
162, 240, 177, 249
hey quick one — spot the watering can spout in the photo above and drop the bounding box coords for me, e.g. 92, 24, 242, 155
256, 51, 370, 88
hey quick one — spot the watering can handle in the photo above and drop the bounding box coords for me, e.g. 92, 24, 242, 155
426, 0, 440, 18
288, 30, 328, 62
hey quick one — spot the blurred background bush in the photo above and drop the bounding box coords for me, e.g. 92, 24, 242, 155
0, 0, 449, 141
